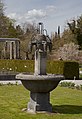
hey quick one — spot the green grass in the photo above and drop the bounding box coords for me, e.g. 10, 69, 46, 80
0, 85, 82, 119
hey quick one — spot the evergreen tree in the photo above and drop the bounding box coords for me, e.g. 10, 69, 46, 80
0, 0, 4, 15
67, 15, 82, 49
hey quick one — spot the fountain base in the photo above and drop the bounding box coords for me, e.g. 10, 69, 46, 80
28, 92, 52, 112
16, 73, 64, 113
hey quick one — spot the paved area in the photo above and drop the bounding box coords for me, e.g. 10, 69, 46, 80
60, 80, 82, 86
0, 80, 82, 86
0, 81, 21, 84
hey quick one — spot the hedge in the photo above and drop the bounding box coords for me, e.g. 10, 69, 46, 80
0, 60, 79, 79
0, 60, 34, 73
47, 61, 79, 79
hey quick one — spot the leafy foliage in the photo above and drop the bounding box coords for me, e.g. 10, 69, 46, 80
60, 82, 75, 88
67, 15, 82, 49
1, 0, 82, 62
60, 82, 82, 91
0, 0, 4, 15
0, 0, 24, 39
57, 42, 79, 61
20, 22, 37, 59
0, 60, 79, 78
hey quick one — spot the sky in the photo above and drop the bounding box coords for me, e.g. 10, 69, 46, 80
4, 0, 82, 35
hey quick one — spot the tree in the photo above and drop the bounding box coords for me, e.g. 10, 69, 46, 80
61, 29, 77, 44
67, 15, 82, 49
57, 42, 79, 61
20, 22, 37, 59
0, 0, 4, 15
16, 25, 24, 39
0, 0, 15, 37
51, 30, 75, 53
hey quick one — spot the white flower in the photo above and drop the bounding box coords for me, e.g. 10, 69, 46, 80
24, 65, 27, 68
9, 68, 12, 71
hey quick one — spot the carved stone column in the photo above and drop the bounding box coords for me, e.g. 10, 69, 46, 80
10, 41, 13, 59
13, 41, 16, 59
15, 41, 20, 59
4, 41, 8, 59
3, 43, 5, 59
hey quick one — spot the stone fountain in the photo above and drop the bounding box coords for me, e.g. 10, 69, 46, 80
16, 23, 64, 113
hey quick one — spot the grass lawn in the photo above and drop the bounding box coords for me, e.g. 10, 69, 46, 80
0, 85, 82, 119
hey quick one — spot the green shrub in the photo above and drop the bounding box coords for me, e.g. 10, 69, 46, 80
60, 82, 75, 88
80, 85, 82, 90
69, 82, 75, 89
64, 61, 79, 79
0, 60, 34, 73
7, 82, 13, 86
0, 60, 79, 79
47, 61, 79, 79
60, 82, 82, 91
75, 85, 80, 90
0, 83, 3, 86
60, 82, 70, 87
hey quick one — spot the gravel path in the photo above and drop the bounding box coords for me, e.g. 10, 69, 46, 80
60, 80, 82, 86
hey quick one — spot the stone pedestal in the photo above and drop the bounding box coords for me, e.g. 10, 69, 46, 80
28, 92, 52, 112
16, 73, 64, 113
10, 41, 13, 59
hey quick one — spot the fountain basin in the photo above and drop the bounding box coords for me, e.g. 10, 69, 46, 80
16, 73, 64, 112
16, 73, 64, 92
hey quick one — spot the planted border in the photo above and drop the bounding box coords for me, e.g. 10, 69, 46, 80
0, 60, 79, 79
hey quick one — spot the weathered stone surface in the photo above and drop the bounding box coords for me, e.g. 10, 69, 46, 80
35, 50, 47, 75
16, 74, 64, 92
16, 23, 65, 113
28, 92, 52, 112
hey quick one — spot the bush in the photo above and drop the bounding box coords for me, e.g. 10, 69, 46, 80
75, 85, 80, 90
7, 82, 13, 86
60, 82, 71, 87
0, 60, 34, 73
80, 85, 82, 90
0, 60, 79, 79
0, 83, 3, 86
47, 60, 79, 79
69, 82, 75, 89
60, 82, 75, 88
60, 82, 82, 91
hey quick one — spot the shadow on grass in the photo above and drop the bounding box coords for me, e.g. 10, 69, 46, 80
52, 105, 82, 114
